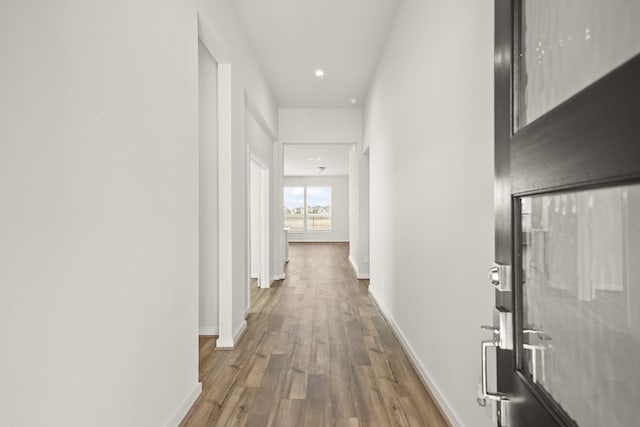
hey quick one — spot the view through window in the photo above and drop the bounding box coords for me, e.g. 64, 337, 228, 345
284, 186, 331, 231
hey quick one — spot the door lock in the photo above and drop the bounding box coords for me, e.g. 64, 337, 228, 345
484, 309, 513, 350
489, 263, 512, 292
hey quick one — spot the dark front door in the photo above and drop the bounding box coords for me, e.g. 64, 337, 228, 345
484, 1, 640, 426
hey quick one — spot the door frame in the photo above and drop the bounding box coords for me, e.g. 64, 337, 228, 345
493, 0, 640, 425
248, 151, 270, 293
197, 36, 220, 337
198, 13, 237, 349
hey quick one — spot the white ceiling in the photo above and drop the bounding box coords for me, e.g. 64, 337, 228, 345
233, 0, 401, 108
284, 144, 353, 176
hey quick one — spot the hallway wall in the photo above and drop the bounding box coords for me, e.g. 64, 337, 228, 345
250, 161, 261, 278
364, 1, 494, 426
349, 146, 370, 278
279, 108, 362, 144
0, 0, 277, 426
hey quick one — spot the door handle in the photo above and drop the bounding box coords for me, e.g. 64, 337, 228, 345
523, 343, 546, 383
480, 338, 508, 403
477, 310, 513, 407
523, 328, 552, 340
478, 332, 511, 427
481, 325, 500, 334
523, 329, 550, 383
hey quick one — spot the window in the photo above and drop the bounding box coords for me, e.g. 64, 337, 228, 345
306, 186, 331, 231
283, 186, 305, 230
284, 186, 332, 231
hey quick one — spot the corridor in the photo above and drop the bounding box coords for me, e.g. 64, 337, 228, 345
181, 243, 448, 427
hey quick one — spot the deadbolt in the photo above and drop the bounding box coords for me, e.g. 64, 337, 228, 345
489, 263, 511, 292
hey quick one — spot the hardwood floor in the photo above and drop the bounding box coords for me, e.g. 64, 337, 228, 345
181, 242, 449, 427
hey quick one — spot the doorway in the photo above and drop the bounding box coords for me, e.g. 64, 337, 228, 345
249, 154, 270, 302
197, 39, 219, 336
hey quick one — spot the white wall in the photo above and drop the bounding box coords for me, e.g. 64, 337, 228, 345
246, 108, 274, 166
284, 175, 350, 242
249, 161, 261, 278
273, 142, 286, 280
198, 41, 219, 336
279, 109, 362, 144
0, 0, 277, 425
358, 154, 369, 276
364, 1, 494, 426
349, 146, 370, 278
349, 149, 360, 271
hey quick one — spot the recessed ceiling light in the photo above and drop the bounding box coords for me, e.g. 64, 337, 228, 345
315, 69, 325, 78
350, 98, 357, 105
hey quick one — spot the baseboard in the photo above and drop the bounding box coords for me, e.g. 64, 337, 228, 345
348, 255, 370, 280
215, 336, 234, 349
198, 326, 219, 336
348, 255, 359, 276
233, 319, 248, 344
244, 306, 251, 320
164, 381, 202, 427
369, 288, 461, 427
259, 278, 272, 289
215, 320, 248, 350
288, 239, 349, 243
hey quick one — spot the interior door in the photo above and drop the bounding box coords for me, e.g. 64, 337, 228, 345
483, 1, 640, 426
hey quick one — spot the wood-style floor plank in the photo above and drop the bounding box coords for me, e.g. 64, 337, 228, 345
273, 399, 305, 427
180, 243, 449, 427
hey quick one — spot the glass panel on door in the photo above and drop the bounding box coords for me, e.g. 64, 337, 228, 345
516, 0, 640, 128
519, 184, 640, 427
